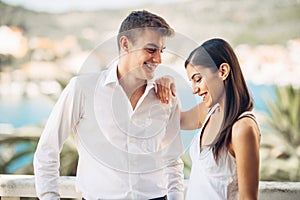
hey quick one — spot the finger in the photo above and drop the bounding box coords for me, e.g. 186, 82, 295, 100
163, 86, 169, 104
171, 83, 176, 97
157, 84, 165, 103
158, 83, 167, 104
162, 79, 170, 103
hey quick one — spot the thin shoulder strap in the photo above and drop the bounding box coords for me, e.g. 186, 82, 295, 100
199, 103, 219, 135
198, 104, 220, 150
237, 111, 261, 138
203, 104, 220, 125
238, 111, 256, 122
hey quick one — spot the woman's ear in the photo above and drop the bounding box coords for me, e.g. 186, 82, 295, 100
119, 36, 129, 52
218, 63, 230, 80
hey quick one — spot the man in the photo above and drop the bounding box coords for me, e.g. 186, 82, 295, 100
34, 10, 184, 200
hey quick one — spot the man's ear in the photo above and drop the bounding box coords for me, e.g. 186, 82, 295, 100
119, 36, 129, 52
218, 63, 230, 80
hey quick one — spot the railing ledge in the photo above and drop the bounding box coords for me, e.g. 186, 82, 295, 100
1, 174, 300, 199
258, 181, 300, 200
0, 174, 81, 199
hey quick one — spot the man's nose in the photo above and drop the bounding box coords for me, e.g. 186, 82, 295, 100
152, 51, 162, 64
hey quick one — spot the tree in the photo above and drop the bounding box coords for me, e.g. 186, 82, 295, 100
0, 77, 77, 176
260, 85, 300, 181
0, 131, 78, 176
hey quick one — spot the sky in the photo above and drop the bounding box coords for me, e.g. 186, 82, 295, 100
2, 0, 185, 12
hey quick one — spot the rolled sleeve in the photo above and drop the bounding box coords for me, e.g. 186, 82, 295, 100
34, 77, 83, 199
164, 97, 185, 200
168, 191, 185, 200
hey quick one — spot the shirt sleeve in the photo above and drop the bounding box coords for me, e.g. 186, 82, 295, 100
33, 77, 84, 200
166, 158, 185, 200
165, 97, 185, 200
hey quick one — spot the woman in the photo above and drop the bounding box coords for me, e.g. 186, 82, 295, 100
157, 38, 260, 199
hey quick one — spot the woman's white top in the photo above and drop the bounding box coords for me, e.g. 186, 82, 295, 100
186, 104, 256, 200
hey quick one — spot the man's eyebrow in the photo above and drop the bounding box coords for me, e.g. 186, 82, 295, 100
145, 43, 166, 49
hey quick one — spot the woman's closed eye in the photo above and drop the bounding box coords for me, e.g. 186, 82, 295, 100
193, 75, 202, 83
195, 77, 202, 82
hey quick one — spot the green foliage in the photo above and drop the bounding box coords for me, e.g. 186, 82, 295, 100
181, 153, 192, 179
260, 85, 300, 181
266, 85, 300, 147
0, 135, 37, 173
0, 133, 78, 176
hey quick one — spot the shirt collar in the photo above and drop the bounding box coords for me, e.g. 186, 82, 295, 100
103, 65, 119, 86
103, 65, 156, 90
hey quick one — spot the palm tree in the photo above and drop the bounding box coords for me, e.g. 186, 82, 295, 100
260, 85, 300, 181
267, 85, 300, 146
0, 77, 78, 176
0, 131, 78, 176
0, 133, 38, 174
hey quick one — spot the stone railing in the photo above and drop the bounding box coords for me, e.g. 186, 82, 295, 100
1, 174, 300, 199
0, 175, 81, 200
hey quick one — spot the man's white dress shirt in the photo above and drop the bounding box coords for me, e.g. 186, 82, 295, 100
34, 66, 185, 200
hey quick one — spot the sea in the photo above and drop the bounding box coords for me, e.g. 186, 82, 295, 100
0, 82, 275, 172
0, 82, 275, 128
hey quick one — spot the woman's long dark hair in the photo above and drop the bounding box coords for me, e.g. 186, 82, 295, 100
185, 38, 254, 161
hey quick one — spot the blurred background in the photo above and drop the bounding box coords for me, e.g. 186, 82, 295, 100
0, 0, 300, 182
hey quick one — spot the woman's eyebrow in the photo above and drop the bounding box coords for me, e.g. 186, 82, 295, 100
191, 73, 201, 80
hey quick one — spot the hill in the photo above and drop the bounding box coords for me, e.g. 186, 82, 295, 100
1, 0, 300, 49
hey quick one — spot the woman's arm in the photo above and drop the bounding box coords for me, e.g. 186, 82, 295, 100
230, 118, 260, 200
180, 102, 208, 130
155, 76, 208, 130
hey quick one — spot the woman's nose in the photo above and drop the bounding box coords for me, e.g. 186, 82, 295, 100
192, 85, 200, 94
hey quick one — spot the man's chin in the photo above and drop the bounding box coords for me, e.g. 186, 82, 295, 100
139, 71, 155, 80
145, 73, 155, 80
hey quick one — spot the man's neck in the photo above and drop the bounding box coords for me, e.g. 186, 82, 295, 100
117, 64, 147, 110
